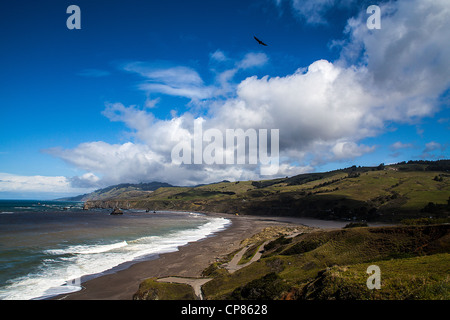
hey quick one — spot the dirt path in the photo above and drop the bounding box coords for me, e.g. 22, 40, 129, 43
222, 246, 250, 273
223, 240, 270, 274
157, 277, 212, 300
157, 240, 271, 299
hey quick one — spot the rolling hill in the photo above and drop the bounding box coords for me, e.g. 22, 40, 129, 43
199, 224, 450, 300
81, 160, 450, 222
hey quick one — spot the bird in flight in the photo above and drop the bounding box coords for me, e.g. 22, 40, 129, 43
254, 36, 268, 46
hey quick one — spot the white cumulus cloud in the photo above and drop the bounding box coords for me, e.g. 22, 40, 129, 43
43, 0, 450, 189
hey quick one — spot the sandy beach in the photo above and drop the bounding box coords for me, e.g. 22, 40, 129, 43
56, 213, 348, 300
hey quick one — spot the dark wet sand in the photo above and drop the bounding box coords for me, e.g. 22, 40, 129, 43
56, 213, 354, 300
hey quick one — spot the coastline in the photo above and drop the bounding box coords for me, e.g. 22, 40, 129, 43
55, 212, 356, 300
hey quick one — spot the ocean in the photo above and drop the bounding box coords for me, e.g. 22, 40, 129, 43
0, 200, 230, 300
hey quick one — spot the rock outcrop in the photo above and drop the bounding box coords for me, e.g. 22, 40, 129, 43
110, 207, 124, 215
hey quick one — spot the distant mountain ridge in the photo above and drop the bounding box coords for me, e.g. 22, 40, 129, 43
58, 181, 175, 202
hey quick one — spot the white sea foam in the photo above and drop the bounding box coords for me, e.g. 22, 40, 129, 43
0, 216, 230, 300
45, 240, 129, 255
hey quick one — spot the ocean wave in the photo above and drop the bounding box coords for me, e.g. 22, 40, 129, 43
0, 215, 230, 300
45, 241, 128, 256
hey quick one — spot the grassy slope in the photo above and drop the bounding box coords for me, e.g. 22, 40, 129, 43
133, 278, 196, 300
201, 224, 450, 300
299, 254, 450, 300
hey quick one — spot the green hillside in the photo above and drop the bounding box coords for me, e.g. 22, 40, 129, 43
201, 224, 450, 300
84, 160, 450, 222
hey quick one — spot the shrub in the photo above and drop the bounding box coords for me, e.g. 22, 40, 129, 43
230, 272, 288, 300
281, 238, 326, 255
264, 236, 292, 252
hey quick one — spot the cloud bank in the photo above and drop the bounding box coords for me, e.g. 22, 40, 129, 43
0, 172, 93, 199
42, 0, 450, 190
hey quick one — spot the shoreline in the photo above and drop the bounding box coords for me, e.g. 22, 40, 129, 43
54, 213, 366, 300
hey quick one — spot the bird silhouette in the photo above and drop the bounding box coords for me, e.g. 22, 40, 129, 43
254, 36, 268, 46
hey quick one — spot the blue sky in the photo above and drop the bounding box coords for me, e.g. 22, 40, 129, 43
0, 0, 449, 199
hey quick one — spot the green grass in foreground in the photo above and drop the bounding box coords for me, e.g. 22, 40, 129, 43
201, 224, 450, 300
133, 278, 196, 300
299, 253, 450, 300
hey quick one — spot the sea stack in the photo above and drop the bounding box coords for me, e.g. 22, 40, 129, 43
110, 207, 124, 215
